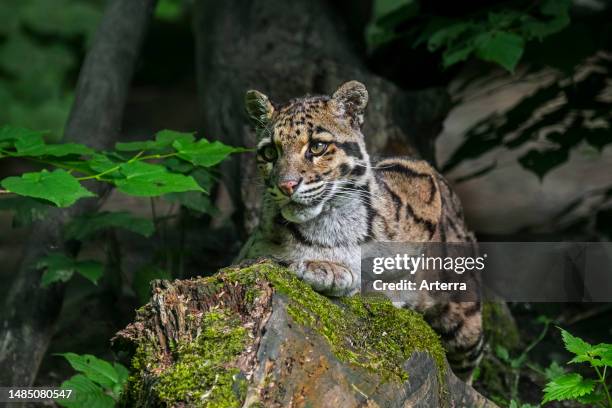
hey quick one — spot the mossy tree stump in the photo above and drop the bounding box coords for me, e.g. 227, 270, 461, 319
113, 261, 497, 407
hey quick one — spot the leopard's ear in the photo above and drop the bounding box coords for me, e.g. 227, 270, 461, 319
245, 90, 275, 131
332, 80, 368, 126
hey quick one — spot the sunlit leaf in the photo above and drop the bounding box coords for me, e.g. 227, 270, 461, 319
56, 374, 115, 408
1, 169, 94, 207
86, 153, 120, 174
114, 162, 202, 196
591, 342, 612, 367
560, 328, 592, 356
173, 139, 247, 167
542, 373, 595, 403
0, 125, 45, 143
13, 133, 93, 156
57, 353, 119, 389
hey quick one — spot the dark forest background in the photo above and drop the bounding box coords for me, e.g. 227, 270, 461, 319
0, 0, 611, 406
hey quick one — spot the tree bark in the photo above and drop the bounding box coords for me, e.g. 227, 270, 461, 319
193, 0, 450, 234
114, 261, 497, 408
0, 0, 156, 387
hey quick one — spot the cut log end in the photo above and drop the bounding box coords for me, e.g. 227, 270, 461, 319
113, 260, 497, 407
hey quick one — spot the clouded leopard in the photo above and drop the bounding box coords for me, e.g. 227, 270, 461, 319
238, 81, 483, 380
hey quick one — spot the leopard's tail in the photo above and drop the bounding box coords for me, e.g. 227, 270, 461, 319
426, 301, 484, 383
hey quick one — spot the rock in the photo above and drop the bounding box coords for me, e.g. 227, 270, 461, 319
113, 260, 497, 407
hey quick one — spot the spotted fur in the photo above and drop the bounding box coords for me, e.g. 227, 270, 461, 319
239, 81, 483, 381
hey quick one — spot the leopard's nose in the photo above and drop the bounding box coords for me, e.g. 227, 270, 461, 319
278, 179, 300, 196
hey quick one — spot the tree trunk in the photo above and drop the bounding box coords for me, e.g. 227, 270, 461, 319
0, 0, 157, 388
193, 0, 450, 234
114, 260, 497, 408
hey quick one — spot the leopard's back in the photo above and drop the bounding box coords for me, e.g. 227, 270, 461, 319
370, 156, 475, 244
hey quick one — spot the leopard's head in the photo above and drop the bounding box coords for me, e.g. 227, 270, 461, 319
245, 81, 370, 223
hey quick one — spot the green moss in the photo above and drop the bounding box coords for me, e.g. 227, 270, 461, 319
122, 341, 156, 407
226, 262, 446, 385
125, 261, 447, 406
123, 311, 248, 407
154, 311, 248, 407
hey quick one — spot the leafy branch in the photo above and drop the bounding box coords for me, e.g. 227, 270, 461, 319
367, 0, 571, 72
0, 125, 247, 288
0, 126, 248, 207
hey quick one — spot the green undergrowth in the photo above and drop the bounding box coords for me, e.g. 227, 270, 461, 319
123, 261, 447, 406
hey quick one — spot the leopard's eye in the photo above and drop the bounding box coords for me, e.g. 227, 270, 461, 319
261, 145, 278, 162
309, 141, 328, 156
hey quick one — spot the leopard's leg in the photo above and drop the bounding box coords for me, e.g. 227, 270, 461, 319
291, 260, 358, 297
425, 301, 484, 384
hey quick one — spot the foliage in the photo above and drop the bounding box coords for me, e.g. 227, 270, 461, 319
38, 253, 103, 287
55, 353, 129, 408
369, 1, 612, 200
444, 55, 612, 181
0, 126, 245, 207
3, 169, 95, 207
0, 121, 243, 401
0, 125, 245, 289
541, 327, 612, 406
0, 0, 103, 136
367, 0, 571, 72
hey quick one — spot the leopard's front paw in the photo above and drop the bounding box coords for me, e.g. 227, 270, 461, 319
294, 260, 358, 297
